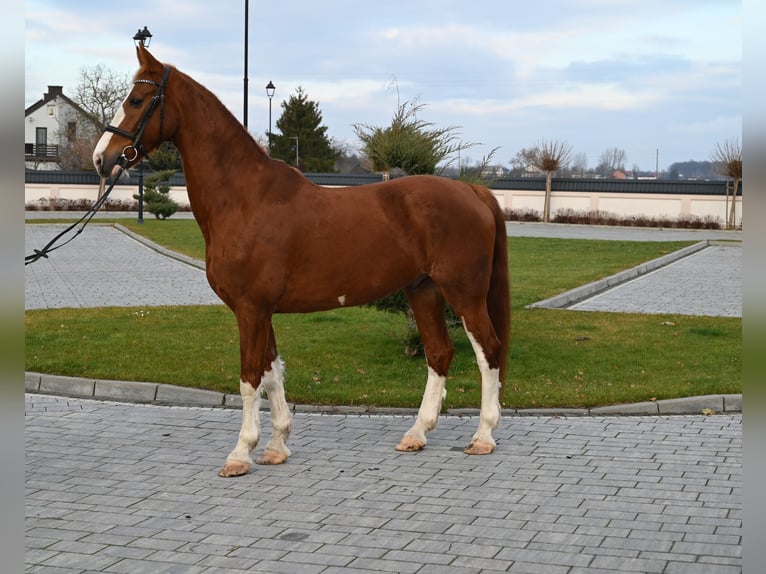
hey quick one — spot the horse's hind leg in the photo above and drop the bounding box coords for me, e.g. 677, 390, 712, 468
395, 282, 454, 452
460, 310, 503, 455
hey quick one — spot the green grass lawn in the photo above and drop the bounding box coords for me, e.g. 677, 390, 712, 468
25, 220, 741, 408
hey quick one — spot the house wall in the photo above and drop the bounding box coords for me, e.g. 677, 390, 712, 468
24, 95, 84, 145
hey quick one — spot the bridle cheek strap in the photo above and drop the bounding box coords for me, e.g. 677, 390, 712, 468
103, 65, 171, 163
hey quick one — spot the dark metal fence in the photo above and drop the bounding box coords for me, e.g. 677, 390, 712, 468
25, 170, 741, 196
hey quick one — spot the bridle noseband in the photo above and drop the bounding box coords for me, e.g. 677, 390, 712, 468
104, 65, 172, 164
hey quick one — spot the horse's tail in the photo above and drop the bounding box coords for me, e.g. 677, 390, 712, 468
470, 184, 511, 401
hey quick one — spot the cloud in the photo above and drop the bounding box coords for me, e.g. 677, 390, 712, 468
24, 0, 741, 171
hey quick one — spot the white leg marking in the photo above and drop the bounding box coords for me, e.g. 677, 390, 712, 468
404, 366, 447, 445
463, 321, 501, 448
260, 357, 292, 461
225, 380, 261, 466
337, 295, 346, 306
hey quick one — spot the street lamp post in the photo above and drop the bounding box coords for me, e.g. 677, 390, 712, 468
290, 136, 299, 169
136, 159, 145, 224
243, 0, 249, 129
133, 26, 152, 224
266, 81, 275, 153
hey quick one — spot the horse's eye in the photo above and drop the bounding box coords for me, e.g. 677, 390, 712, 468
129, 97, 143, 107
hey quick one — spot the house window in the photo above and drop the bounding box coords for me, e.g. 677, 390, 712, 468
35, 127, 47, 155
67, 122, 77, 142
47, 104, 55, 116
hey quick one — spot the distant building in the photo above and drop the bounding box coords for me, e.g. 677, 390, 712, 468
25, 86, 97, 170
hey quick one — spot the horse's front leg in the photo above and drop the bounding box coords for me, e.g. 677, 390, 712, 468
219, 314, 290, 477
219, 379, 262, 477
256, 325, 292, 465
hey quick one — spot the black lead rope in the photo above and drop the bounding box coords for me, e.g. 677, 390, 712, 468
25, 163, 127, 266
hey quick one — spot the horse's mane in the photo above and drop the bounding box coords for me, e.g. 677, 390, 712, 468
168, 65, 271, 159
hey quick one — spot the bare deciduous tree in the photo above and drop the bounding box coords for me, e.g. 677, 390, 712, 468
508, 147, 540, 176
711, 138, 742, 229
55, 64, 131, 170
570, 152, 588, 177
597, 147, 626, 177
74, 64, 131, 132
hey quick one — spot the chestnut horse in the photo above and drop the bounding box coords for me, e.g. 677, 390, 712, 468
93, 46, 510, 478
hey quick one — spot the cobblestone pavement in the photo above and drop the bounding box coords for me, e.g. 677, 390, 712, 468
569, 243, 742, 317
25, 221, 743, 572
26, 394, 742, 574
25, 224, 220, 310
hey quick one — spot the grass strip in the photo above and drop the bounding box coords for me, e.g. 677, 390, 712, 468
25, 220, 741, 408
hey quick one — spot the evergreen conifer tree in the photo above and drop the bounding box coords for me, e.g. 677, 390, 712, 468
270, 86, 339, 172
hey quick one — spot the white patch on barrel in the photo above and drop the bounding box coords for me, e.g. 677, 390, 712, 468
338, 295, 346, 306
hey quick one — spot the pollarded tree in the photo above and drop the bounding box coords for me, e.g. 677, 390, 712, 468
353, 99, 475, 178
270, 86, 340, 172
711, 138, 742, 229
530, 139, 572, 222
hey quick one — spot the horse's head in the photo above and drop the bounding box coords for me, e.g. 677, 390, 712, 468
93, 45, 177, 178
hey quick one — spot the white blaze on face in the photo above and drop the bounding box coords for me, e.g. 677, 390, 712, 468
92, 98, 127, 172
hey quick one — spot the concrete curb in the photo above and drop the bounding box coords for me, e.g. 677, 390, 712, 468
25, 371, 741, 416
528, 240, 710, 310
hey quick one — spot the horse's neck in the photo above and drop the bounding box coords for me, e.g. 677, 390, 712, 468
170, 73, 271, 225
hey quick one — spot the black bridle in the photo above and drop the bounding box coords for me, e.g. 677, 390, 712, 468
103, 66, 172, 160
25, 66, 172, 266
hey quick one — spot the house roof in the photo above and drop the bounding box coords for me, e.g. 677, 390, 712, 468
25, 85, 93, 124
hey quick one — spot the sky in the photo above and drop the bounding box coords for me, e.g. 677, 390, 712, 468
25, 0, 741, 173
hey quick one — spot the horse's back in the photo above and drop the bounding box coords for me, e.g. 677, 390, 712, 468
345, 175, 498, 232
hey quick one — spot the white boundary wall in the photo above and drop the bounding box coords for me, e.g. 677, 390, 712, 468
490, 189, 741, 226
25, 183, 742, 226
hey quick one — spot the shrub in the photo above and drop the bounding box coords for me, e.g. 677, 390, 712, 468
505, 208, 541, 222
551, 208, 721, 230
368, 291, 461, 356
134, 170, 179, 220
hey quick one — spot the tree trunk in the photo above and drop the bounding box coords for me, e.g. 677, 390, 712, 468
543, 171, 552, 223
728, 177, 739, 229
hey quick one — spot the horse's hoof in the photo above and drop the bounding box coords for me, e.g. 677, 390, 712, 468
256, 449, 288, 465
218, 459, 251, 477
395, 436, 426, 452
464, 439, 495, 455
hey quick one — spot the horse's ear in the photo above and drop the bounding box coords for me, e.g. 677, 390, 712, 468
136, 44, 161, 69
